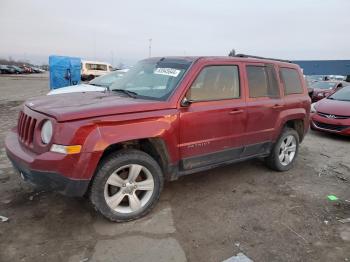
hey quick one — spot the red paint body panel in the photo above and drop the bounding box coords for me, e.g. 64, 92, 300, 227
314, 98, 350, 116
178, 61, 247, 158
310, 98, 350, 135
5, 56, 310, 194
179, 99, 247, 158
26, 92, 174, 122
311, 88, 333, 102
5, 130, 101, 180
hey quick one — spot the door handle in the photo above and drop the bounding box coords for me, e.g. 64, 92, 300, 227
229, 109, 244, 115
272, 104, 283, 109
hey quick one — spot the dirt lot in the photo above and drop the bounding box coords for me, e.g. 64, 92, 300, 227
0, 74, 349, 262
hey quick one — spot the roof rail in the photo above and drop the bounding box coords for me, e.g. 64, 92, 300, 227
235, 54, 292, 63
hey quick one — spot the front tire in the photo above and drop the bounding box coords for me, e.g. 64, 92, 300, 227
265, 128, 299, 171
90, 149, 164, 222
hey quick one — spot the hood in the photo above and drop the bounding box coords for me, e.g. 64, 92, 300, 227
26, 92, 173, 122
316, 98, 350, 115
47, 84, 106, 95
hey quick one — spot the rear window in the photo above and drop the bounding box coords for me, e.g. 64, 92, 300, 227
247, 65, 279, 98
86, 63, 107, 71
280, 68, 303, 95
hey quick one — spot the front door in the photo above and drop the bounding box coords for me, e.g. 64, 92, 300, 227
179, 64, 246, 170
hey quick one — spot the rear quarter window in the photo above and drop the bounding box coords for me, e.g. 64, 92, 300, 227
280, 68, 303, 95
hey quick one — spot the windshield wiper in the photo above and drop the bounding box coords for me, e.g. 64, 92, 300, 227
90, 83, 110, 92
112, 89, 138, 98
90, 83, 105, 87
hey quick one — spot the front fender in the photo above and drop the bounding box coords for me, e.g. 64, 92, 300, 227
82, 110, 180, 164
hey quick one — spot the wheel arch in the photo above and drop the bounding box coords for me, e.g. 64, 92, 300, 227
96, 137, 174, 181
276, 117, 306, 143
284, 119, 305, 142
275, 108, 309, 143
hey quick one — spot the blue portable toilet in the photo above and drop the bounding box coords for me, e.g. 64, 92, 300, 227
49, 55, 81, 89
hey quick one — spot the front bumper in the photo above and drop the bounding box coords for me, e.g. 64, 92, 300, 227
5, 130, 98, 196
8, 156, 89, 196
310, 113, 350, 136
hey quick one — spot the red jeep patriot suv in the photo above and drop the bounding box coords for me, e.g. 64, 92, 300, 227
5, 55, 310, 222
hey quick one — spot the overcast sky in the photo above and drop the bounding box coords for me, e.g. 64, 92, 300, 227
1, 0, 350, 66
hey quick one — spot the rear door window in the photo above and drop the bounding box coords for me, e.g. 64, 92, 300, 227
247, 65, 279, 98
280, 68, 303, 95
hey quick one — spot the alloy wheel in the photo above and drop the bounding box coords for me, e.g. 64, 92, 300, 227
104, 164, 154, 213
278, 135, 297, 166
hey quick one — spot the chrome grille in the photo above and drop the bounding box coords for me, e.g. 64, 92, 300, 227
314, 121, 349, 132
317, 112, 350, 119
18, 111, 37, 146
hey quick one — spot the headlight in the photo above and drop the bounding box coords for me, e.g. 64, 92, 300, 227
311, 103, 317, 113
41, 120, 53, 144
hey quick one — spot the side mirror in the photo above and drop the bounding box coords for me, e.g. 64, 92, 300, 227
181, 97, 193, 107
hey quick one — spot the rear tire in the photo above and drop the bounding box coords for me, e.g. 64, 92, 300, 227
265, 128, 299, 171
90, 149, 164, 222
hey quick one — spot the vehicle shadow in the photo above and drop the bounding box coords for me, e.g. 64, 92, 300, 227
309, 129, 350, 142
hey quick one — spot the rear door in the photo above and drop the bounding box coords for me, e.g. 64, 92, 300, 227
179, 63, 247, 170
243, 63, 283, 156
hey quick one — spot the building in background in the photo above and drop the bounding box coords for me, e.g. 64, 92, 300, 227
293, 60, 350, 76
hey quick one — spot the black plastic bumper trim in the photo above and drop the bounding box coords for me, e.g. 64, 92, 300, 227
7, 154, 90, 197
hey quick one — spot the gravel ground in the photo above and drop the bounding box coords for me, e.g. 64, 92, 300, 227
0, 74, 349, 262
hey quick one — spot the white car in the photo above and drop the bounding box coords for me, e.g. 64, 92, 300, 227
81, 60, 113, 81
328, 75, 346, 81
48, 70, 128, 95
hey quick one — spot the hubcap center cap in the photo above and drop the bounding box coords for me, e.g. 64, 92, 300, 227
123, 182, 136, 194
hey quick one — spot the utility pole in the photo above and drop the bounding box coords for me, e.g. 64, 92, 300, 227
93, 31, 97, 60
110, 50, 114, 66
148, 38, 152, 58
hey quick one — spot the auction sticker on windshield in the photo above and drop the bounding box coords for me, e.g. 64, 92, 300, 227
154, 68, 181, 77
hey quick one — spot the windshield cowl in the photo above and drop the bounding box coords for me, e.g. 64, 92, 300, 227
112, 89, 138, 98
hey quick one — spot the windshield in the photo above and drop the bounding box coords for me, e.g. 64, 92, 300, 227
311, 81, 336, 89
328, 87, 350, 101
89, 71, 125, 87
109, 59, 191, 100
